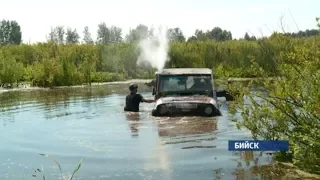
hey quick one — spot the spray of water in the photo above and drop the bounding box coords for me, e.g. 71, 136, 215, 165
137, 28, 172, 178
137, 26, 170, 72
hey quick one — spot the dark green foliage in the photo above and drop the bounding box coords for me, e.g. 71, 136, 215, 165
284, 29, 319, 37
187, 27, 233, 41
0, 51, 24, 86
47, 26, 65, 44
0, 34, 319, 88
1, 19, 320, 91
66, 28, 80, 44
82, 26, 94, 44
228, 33, 320, 174
168, 28, 186, 42
125, 24, 153, 42
97, 23, 122, 44
244, 32, 256, 41
0, 20, 22, 45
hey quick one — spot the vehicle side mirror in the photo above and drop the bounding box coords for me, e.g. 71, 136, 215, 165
152, 87, 156, 95
145, 80, 156, 87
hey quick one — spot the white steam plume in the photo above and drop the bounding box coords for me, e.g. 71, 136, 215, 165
137, 26, 170, 72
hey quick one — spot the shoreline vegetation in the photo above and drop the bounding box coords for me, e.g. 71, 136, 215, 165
0, 77, 275, 93
1, 19, 320, 178
0, 79, 154, 91
1, 33, 313, 88
250, 162, 320, 179
0, 17, 319, 86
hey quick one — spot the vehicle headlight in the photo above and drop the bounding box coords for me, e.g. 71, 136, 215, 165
158, 105, 167, 115
204, 105, 213, 115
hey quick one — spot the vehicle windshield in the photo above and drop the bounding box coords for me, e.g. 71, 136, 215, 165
159, 74, 212, 95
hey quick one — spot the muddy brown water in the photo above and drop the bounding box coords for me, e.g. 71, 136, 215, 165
0, 83, 313, 180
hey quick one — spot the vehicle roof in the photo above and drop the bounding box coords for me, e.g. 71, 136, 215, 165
156, 68, 212, 75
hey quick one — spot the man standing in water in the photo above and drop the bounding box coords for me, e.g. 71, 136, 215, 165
124, 83, 155, 112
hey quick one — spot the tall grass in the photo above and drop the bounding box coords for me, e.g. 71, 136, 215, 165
0, 35, 319, 87
32, 153, 82, 180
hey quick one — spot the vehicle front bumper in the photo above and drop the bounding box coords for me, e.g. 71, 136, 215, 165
151, 103, 221, 117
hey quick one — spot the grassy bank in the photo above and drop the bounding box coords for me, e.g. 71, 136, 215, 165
1, 34, 319, 88
228, 33, 320, 175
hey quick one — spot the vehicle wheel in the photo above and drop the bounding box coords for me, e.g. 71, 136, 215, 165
152, 109, 159, 116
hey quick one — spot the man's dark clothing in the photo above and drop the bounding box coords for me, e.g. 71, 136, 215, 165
124, 93, 143, 112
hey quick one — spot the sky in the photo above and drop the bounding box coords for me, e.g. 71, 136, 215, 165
0, 0, 319, 43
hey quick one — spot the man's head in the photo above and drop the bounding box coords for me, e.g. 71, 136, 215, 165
129, 83, 138, 93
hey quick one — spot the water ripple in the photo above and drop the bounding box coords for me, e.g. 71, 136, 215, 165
0, 87, 272, 180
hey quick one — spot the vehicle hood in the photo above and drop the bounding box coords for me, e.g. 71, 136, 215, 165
155, 95, 216, 106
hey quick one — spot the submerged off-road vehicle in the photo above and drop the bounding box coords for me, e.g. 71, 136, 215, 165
150, 68, 232, 117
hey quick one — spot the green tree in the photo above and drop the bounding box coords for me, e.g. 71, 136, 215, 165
56, 26, 65, 44
97, 22, 110, 44
125, 24, 151, 42
229, 33, 320, 175
1, 20, 319, 91
0, 52, 24, 86
284, 29, 319, 37
244, 32, 250, 40
109, 26, 122, 43
0, 20, 22, 45
47, 27, 57, 43
168, 27, 185, 42
207, 27, 232, 41
47, 26, 65, 44
97, 23, 123, 44
244, 32, 256, 41
187, 35, 198, 42
195, 29, 209, 41
82, 26, 94, 44
66, 28, 80, 44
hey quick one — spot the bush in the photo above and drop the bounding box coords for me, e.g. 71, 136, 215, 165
91, 72, 126, 82
0, 52, 24, 86
0, 35, 319, 87
229, 33, 320, 174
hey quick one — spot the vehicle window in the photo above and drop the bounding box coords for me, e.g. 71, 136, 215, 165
186, 75, 212, 91
159, 75, 212, 92
160, 76, 185, 91
186, 76, 194, 89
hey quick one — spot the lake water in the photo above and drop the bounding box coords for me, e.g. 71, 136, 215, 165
0, 83, 275, 180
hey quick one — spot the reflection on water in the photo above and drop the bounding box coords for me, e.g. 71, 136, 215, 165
125, 112, 141, 137
0, 83, 314, 180
155, 117, 218, 150
156, 117, 217, 137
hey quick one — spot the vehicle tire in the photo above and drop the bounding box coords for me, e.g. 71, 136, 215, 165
152, 109, 159, 116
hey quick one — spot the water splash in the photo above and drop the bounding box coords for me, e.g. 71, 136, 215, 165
137, 26, 170, 72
